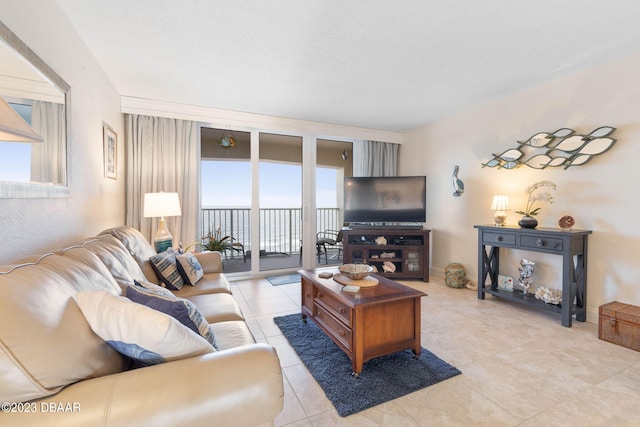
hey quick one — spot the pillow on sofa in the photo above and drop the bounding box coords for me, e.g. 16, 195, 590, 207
74, 291, 215, 367
176, 253, 204, 285
149, 248, 184, 290
127, 281, 217, 348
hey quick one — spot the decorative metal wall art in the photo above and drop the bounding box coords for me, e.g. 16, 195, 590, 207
482, 126, 617, 169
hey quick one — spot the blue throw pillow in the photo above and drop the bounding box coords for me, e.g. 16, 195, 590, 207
149, 248, 184, 290
128, 281, 217, 349
176, 253, 204, 285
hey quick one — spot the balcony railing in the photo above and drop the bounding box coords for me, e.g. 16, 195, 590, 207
200, 207, 341, 256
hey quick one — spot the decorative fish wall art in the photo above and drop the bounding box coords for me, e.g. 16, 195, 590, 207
482, 126, 617, 169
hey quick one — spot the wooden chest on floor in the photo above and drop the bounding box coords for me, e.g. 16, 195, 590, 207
599, 301, 640, 352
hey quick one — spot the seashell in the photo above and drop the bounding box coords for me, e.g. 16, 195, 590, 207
382, 261, 396, 273
534, 287, 562, 305
375, 236, 387, 245
558, 215, 575, 229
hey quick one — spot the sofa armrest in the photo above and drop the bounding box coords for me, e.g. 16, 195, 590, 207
193, 251, 223, 274
1, 344, 283, 427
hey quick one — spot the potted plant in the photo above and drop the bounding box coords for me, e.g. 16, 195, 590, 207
186, 228, 245, 261
515, 181, 556, 228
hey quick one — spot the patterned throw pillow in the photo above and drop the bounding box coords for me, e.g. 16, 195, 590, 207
149, 248, 184, 290
176, 253, 204, 285
127, 281, 217, 348
74, 291, 215, 367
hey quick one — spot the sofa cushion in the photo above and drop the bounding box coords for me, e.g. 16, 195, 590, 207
0, 254, 125, 403
209, 321, 257, 350
176, 252, 204, 285
75, 291, 215, 367
81, 235, 149, 290
149, 248, 184, 290
172, 273, 232, 297
184, 293, 245, 323
126, 281, 217, 348
101, 226, 160, 283
58, 246, 123, 295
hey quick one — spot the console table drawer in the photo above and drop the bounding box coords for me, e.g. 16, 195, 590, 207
316, 291, 352, 325
520, 235, 563, 252
483, 232, 516, 246
315, 304, 352, 351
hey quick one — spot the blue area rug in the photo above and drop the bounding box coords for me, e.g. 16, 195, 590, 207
266, 273, 301, 286
274, 313, 461, 417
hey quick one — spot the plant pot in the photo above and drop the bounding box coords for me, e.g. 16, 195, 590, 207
518, 215, 538, 229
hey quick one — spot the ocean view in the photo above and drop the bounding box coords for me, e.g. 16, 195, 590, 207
201, 161, 340, 254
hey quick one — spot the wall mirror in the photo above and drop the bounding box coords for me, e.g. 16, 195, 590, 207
0, 20, 70, 198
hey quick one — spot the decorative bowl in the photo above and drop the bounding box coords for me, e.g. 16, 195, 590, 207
339, 264, 374, 280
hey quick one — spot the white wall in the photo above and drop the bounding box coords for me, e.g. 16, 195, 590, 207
401, 51, 640, 323
0, 0, 125, 264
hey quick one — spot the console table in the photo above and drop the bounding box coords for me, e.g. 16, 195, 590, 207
475, 225, 592, 327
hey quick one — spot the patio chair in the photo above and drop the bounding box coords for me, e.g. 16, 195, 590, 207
223, 239, 246, 262
315, 229, 343, 264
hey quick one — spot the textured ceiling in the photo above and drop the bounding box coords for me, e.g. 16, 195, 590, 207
56, 0, 640, 132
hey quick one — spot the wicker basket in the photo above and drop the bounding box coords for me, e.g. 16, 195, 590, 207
444, 263, 467, 288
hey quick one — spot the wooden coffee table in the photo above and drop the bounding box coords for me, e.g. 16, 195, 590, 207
300, 268, 427, 375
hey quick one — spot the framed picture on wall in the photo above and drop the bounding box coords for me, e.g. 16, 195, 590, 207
103, 124, 117, 179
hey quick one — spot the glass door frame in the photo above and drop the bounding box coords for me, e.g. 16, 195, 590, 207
200, 122, 352, 278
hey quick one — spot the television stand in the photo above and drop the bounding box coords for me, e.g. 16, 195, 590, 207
342, 228, 430, 281
348, 223, 424, 230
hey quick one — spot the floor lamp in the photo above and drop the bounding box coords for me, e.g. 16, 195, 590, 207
143, 192, 182, 252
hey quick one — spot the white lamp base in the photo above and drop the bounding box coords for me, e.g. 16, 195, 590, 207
153, 217, 173, 252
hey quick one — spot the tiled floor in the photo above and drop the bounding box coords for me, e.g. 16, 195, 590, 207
231, 275, 640, 426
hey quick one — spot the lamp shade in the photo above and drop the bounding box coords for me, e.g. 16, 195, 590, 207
0, 96, 44, 143
143, 192, 182, 218
490, 195, 510, 211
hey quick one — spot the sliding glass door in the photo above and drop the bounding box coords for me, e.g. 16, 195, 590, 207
315, 139, 352, 267
200, 127, 251, 274
258, 132, 302, 273
201, 126, 352, 276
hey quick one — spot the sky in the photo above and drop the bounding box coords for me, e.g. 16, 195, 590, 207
0, 147, 340, 207
0, 102, 33, 182
201, 160, 338, 208
0, 143, 31, 181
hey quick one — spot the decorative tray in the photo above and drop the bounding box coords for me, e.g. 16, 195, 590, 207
333, 274, 379, 287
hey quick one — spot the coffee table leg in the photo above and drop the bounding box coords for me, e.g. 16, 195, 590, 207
352, 358, 363, 377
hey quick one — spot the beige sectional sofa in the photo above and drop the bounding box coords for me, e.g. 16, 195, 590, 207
0, 226, 283, 427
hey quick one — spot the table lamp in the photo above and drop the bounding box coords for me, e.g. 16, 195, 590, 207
143, 192, 182, 252
491, 195, 509, 227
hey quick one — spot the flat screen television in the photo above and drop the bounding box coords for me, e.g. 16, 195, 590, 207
343, 176, 426, 225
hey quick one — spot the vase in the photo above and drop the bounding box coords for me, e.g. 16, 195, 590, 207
518, 215, 538, 229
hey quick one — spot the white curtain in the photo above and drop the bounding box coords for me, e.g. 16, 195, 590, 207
30, 100, 66, 184
125, 114, 200, 248
352, 140, 398, 177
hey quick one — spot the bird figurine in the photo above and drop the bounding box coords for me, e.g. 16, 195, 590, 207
452, 165, 464, 196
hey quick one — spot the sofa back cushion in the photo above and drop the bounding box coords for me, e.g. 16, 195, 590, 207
0, 254, 125, 403
58, 246, 123, 294
101, 226, 160, 283
81, 235, 149, 290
